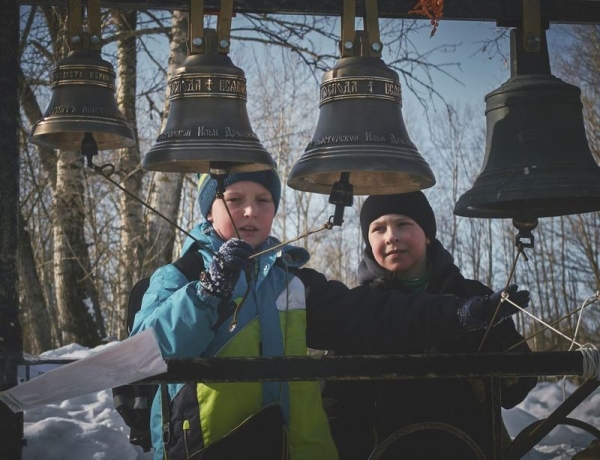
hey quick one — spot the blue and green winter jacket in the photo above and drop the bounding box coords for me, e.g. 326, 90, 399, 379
131, 222, 337, 460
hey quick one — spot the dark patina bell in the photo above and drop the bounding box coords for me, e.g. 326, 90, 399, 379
455, 28, 600, 219
30, 49, 136, 151
288, 35, 435, 195
142, 30, 274, 173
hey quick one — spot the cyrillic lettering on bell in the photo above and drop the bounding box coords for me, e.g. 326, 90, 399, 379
81, 106, 125, 119
48, 105, 77, 115
365, 131, 386, 142
320, 76, 402, 105
157, 129, 193, 141
169, 75, 247, 100
314, 134, 360, 146
224, 127, 257, 139
218, 78, 247, 96
52, 66, 116, 89
198, 126, 219, 137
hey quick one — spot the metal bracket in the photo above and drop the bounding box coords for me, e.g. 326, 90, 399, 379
67, 0, 103, 51
523, 0, 541, 52
190, 0, 205, 54
217, 0, 234, 54
340, 0, 382, 58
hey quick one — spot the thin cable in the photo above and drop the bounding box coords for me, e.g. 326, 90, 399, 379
86, 160, 217, 258
560, 293, 600, 398
506, 291, 600, 352
251, 223, 333, 259
568, 292, 600, 352
505, 297, 583, 347
477, 243, 527, 352
214, 190, 242, 240
89, 160, 332, 261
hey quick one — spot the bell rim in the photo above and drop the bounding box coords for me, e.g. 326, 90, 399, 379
454, 185, 600, 219
30, 119, 136, 150
142, 140, 275, 173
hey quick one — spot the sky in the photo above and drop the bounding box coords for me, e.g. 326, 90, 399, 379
376, 18, 567, 135
16, 340, 600, 460
402, 19, 511, 106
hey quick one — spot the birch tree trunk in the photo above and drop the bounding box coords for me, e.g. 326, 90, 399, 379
53, 150, 101, 347
113, 9, 143, 338
144, 10, 188, 275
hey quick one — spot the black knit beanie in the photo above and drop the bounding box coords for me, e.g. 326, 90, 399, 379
360, 191, 437, 248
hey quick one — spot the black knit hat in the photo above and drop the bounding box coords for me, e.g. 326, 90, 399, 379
360, 191, 437, 248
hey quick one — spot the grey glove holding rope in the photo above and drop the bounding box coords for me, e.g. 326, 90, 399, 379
457, 284, 529, 331
199, 238, 255, 298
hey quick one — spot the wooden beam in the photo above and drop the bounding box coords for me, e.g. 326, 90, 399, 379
17, 0, 600, 25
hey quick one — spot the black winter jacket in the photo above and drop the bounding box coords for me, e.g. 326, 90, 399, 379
322, 238, 537, 460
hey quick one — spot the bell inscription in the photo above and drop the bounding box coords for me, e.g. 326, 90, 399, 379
169, 74, 247, 100
224, 127, 258, 139
311, 134, 360, 147
157, 129, 193, 140
52, 66, 115, 88
45, 104, 125, 120
320, 76, 401, 105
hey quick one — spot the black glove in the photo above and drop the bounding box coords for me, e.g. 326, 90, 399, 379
457, 284, 529, 331
199, 238, 255, 298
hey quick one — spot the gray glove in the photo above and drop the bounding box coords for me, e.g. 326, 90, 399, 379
199, 238, 255, 298
457, 284, 529, 331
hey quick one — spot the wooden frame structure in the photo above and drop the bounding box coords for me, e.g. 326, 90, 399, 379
3, 0, 600, 458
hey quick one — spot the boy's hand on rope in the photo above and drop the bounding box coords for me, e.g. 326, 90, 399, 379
199, 238, 255, 298
457, 284, 530, 331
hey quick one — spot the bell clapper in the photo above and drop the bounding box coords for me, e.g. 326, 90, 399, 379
81, 132, 115, 176
513, 217, 538, 259
328, 172, 354, 227
500, 217, 538, 298
81, 132, 98, 167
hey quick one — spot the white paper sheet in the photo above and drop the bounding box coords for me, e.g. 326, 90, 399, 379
0, 328, 167, 413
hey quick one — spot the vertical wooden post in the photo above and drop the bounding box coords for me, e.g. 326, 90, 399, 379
0, 0, 24, 458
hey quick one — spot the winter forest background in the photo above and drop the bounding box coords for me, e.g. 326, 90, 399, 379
15, 7, 600, 371
19, 6, 600, 354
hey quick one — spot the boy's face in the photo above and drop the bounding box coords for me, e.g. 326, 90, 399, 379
367, 213, 429, 280
208, 180, 276, 248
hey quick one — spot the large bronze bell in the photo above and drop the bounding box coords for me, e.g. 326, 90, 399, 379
30, 48, 136, 151
287, 34, 435, 195
142, 29, 275, 173
454, 28, 600, 219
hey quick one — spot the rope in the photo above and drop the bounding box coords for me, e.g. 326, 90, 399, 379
579, 345, 600, 381
568, 292, 600, 352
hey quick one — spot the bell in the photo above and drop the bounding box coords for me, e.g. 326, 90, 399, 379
287, 47, 435, 195
454, 28, 600, 219
142, 31, 275, 173
30, 49, 136, 151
